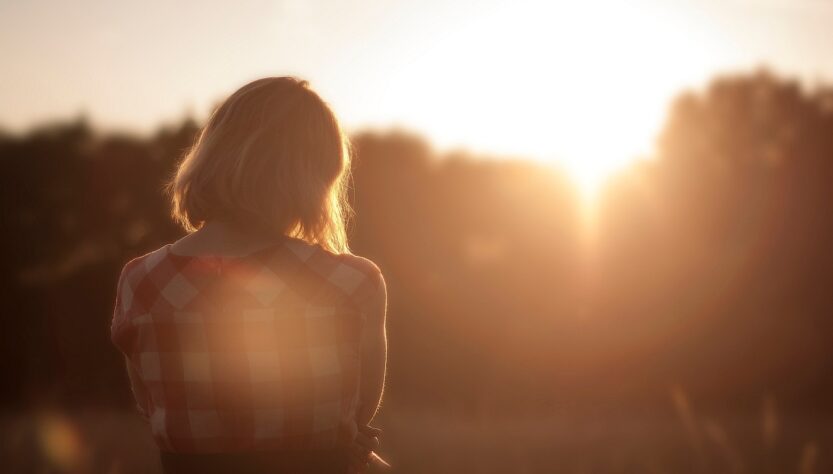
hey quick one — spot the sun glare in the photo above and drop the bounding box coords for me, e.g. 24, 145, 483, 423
374, 0, 725, 201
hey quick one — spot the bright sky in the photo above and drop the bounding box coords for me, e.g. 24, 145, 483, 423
2, 0, 833, 192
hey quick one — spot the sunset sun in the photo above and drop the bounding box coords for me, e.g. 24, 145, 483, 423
358, 0, 725, 199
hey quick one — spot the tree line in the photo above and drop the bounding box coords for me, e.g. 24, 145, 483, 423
1, 69, 831, 415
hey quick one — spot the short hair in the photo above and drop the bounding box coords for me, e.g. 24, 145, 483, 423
167, 77, 352, 253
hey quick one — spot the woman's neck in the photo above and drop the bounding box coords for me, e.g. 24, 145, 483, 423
170, 220, 284, 257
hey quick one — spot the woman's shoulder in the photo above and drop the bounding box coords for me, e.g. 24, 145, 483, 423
282, 239, 380, 275
117, 244, 171, 282
327, 252, 385, 308
111, 245, 171, 339
282, 239, 384, 300
336, 253, 384, 281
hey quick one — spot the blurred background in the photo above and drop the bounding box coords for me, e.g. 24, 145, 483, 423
1, 0, 832, 472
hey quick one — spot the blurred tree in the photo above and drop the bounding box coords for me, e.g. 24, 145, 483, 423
0, 70, 831, 417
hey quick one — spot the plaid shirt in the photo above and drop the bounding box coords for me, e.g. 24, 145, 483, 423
110, 238, 384, 453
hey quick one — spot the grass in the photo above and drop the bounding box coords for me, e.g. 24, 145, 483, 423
2, 393, 829, 473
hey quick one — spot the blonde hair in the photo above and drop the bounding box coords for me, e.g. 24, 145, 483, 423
167, 77, 352, 253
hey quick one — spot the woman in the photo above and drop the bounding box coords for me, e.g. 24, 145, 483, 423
110, 77, 388, 473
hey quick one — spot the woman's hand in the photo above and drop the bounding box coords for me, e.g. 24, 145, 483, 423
349, 425, 385, 473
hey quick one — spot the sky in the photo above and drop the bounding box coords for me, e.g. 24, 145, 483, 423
2, 0, 833, 189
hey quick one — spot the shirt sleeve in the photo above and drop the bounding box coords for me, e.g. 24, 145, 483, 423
111, 260, 152, 419
343, 256, 386, 324
125, 356, 151, 420
110, 261, 139, 359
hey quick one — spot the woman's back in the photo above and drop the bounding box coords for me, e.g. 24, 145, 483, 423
111, 236, 383, 454
110, 77, 388, 472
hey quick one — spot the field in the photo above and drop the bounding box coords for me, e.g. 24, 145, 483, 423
4, 402, 829, 474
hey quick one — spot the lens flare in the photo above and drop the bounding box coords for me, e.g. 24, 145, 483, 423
37, 413, 89, 472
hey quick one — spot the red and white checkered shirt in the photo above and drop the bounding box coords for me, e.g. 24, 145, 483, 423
110, 238, 384, 453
